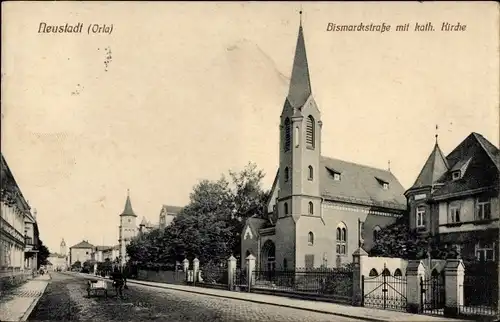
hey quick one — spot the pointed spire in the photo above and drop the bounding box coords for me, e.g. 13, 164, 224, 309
120, 190, 137, 217
409, 137, 449, 190
287, 10, 312, 109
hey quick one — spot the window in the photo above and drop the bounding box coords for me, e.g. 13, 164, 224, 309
476, 196, 491, 220
373, 226, 381, 242
283, 258, 288, 271
308, 232, 314, 245
284, 118, 291, 152
452, 171, 461, 180
416, 206, 426, 228
476, 242, 495, 261
308, 165, 313, 181
336, 223, 347, 255
334, 173, 341, 181
382, 268, 391, 276
284, 202, 289, 215
449, 202, 461, 223
369, 268, 378, 276
306, 115, 315, 148
308, 202, 314, 215
382, 182, 389, 190
284, 167, 289, 182
394, 269, 402, 276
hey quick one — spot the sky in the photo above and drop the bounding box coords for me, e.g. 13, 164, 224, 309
1, 2, 498, 253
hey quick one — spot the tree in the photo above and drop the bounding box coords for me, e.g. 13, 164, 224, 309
369, 218, 460, 260
37, 239, 50, 268
72, 260, 82, 270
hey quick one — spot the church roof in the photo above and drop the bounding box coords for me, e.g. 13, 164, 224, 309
120, 193, 137, 217
140, 216, 148, 226
319, 156, 407, 210
408, 142, 449, 191
70, 240, 94, 249
161, 205, 183, 215
286, 22, 312, 109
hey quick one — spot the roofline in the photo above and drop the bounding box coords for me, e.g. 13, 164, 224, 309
265, 169, 279, 210
472, 132, 500, 171
321, 194, 407, 211
431, 185, 498, 201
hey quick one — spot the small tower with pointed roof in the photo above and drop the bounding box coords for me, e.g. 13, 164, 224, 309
405, 127, 449, 234
118, 189, 138, 266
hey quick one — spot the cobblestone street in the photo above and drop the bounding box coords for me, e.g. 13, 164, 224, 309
28, 272, 360, 321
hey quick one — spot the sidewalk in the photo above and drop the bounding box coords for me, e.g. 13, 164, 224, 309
0, 274, 51, 322
122, 277, 471, 322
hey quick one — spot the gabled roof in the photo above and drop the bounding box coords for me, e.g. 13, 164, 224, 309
432, 132, 499, 198
120, 193, 137, 217
319, 156, 407, 210
140, 217, 148, 226
286, 23, 312, 109
70, 240, 94, 249
246, 215, 270, 236
161, 205, 183, 215
408, 142, 449, 191
95, 245, 112, 251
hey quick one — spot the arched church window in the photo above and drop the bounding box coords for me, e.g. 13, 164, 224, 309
306, 115, 315, 148
284, 118, 291, 152
308, 165, 313, 181
394, 268, 403, 276
382, 268, 391, 276
308, 202, 314, 215
284, 167, 289, 182
369, 268, 378, 276
284, 202, 289, 215
308, 232, 314, 245
336, 222, 347, 256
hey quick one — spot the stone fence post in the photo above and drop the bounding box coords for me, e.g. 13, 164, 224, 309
405, 260, 426, 313
193, 258, 200, 283
246, 254, 256, 292
227, 255, 236, 291
443, 259, 465, 317
351, 248, 368, 306
182, 258, 189, 282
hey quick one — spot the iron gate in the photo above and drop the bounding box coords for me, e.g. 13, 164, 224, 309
421, 273, 445, 315
363, 266, 407, 311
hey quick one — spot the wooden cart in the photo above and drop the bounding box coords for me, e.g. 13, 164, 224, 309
87, 279, 108, 298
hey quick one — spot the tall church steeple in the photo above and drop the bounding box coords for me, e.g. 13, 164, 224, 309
287, 11, 312, 109
278, 12, 322, 224
120, 189, 137, 217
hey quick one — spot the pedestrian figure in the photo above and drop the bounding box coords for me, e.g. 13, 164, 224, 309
111, 267, 125, 298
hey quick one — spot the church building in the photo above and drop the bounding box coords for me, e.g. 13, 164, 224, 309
241, 17, 407, 271
118, 190, 138, 266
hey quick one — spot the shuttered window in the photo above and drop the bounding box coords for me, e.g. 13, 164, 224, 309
284, 118, 291, 152
306, 115, 315, 148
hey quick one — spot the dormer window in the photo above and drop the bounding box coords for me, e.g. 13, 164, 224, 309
452, 171, 461, 181
334, 173, 341, 181
375, 177, 389, 190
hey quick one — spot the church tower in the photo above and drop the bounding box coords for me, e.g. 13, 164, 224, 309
60, 238, 67, 256
275, 12, 323, 269
118, 189, 137, 266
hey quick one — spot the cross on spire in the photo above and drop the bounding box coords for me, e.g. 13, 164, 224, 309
388, 160, 391, 172
435, 124, 439, 144
299, 6, 303, 26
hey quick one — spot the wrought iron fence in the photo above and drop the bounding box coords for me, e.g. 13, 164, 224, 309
459, 274, 498, 319
252, 267, 353, 303
232, 268, 247, 291
421, 274, 445, 315
363, 270, 407, 311
197, 265, 228, 289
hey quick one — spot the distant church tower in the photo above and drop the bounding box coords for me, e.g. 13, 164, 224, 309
118, 189, 137, 266
60, 238, 67, 256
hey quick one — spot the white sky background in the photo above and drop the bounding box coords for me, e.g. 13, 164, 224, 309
1, 2, 498, 252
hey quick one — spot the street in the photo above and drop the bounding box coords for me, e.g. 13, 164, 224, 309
28, 272, 360, 321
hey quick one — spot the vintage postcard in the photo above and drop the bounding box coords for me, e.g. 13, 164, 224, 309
1, 2, 499, 321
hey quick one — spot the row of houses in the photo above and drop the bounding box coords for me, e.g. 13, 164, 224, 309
67, 240, 120, 266
0, 154, 41, 276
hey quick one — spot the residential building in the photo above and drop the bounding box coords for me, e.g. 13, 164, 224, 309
240, 19, 407, 271
158, 205, 182, 229
139, 217, 157, 234
47, 238, 69, 271
405, 132, 499, 262
0, 153, 40, 273
69, 240, 94, 265
102, 245, 120, 262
